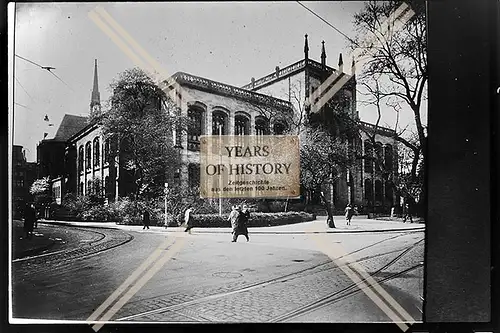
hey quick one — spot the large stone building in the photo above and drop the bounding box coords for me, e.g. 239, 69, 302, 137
12, 145, 37, 217
41, 35, 399, 214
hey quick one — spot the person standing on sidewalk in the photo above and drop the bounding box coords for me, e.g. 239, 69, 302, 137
142, 209, 150, 230
345, 204, 354, 226
228, 205, 245, 242
403, 203, 413, 223
184, 207, 194, 234
23, 203, 36, 239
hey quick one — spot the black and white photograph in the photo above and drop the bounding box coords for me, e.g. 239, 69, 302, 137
8, 1, 428, 326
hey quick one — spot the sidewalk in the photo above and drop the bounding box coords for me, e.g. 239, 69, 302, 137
12, 220, 55, 259
39, 216, 425, 235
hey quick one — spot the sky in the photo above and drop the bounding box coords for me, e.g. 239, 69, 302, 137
10, 1, 427, 162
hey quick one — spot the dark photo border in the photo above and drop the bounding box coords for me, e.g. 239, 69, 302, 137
2, 1, 498, 333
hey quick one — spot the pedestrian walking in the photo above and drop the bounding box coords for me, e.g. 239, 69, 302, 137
403, 203, 413, 223
184, 207, 194, 234
142, 209, 150, 230
238, 204, 250, 242
345, 204, 354, 226
227, 205, 248, 242
24, 203, 36, 239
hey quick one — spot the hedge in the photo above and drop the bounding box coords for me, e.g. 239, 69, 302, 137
183, 211, 316, 228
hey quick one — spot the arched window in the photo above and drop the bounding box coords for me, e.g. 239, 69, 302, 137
384, 144, 393, 171
188, 107, 204, 150
255, 116, 270, 135
364, 140, 373, 173
375, 180, 383, 202
273, 121, 287, 135
364, 179, 373, 201
212, 110, 227, 135
93, 137, 100, 167
78, 146, 84, 172
374, 142, 383, 172
235, 114, 250, 136
85, 142, 91, 170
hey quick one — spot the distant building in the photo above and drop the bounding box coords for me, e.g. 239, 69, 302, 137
12, 145, 37, 217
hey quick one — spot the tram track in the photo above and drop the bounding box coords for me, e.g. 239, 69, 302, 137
269, 240, 424, 322
13, 225, 134, 275
116, 232, 424, 321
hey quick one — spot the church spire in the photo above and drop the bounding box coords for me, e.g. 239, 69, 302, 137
304, 34, 309, 61
321, 40, 327, 69
338, 53, 344, 73
90, 59, 101, 113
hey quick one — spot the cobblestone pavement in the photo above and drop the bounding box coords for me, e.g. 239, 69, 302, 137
116, 233, 424, 323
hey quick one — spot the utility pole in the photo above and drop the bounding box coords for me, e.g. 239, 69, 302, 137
164, 182, 169, 228
218, 124, 222, 216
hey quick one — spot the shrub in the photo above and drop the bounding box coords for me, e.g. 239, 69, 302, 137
188, 211, 315, 228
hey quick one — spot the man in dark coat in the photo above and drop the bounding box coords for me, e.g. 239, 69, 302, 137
143, 209, 150, 230
24, 203, 36, 239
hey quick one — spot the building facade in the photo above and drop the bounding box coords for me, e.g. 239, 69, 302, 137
43, 36, 399, 214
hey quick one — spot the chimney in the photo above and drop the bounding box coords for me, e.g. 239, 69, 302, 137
351, 57, 356, 76
321, 41, 327, 69
251, 77, 255, 89
275, 66, 280, 78
338, 53, 344, 73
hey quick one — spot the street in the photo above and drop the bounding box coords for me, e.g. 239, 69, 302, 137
11, 219, 425, 323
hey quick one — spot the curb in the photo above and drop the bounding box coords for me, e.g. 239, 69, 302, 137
39, 220, 425, 235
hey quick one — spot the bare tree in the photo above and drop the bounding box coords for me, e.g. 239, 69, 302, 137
352, 0, 427, 216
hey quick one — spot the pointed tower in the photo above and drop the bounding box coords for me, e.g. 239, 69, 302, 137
338, 53, 344, 73
90, 59, 101, 115
304, 34, 309, 61
321, 40, 327, 69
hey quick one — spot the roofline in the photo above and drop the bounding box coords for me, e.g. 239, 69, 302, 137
241, 58, 336, 91
67, 121, 99, 144
167, 72, 293, 111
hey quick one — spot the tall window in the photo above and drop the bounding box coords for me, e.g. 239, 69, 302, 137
255, 116, 270, 135
188, 163, 200, 188
93, 137, 100, 167
85, 142, 91, 170
364, 140, 373, 173
212, 111, 227, 135
385, 181, 394, 205
79, 182, 84, 195
364, 179, 373, 202
375, 180, 383, 202
78, 146, 84, 172
104, 138, 110, 164
273, 121, 287, 135
374, 142, 382, 172
188, 108, 204, 151
235, 114, 250, 136
384, 144, 393, 171
87, 180, 92, 194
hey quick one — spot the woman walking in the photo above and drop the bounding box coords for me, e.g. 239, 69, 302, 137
184, 207, 194, 234
228, 205, 250, 242
345, 204, 354, 226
